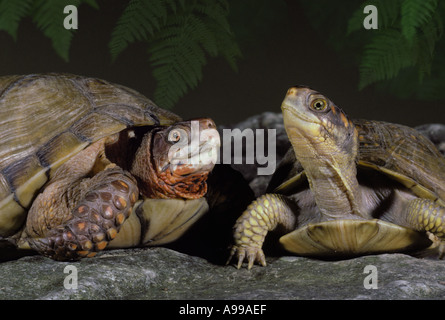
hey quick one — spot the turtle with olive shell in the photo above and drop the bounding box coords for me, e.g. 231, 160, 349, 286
227, 85, 445, 269
0, 73, 248, 261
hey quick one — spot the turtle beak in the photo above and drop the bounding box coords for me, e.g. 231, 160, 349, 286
282, 87, 307, 118
167, 118, 220, 176
281, 86, 321, 137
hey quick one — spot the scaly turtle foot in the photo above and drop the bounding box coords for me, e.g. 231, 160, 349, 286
28, 167, 138, 261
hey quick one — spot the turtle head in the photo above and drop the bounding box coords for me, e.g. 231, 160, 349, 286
281, 86, 364, 218
131, 118, 220, 199
281, 86, 358, 162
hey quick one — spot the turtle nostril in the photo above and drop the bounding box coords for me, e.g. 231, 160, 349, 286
287, 88, 298, 96
202, 118, 216, 129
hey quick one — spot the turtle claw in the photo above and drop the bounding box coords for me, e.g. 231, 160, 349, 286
438, 241, 445, 259
226, 245, 266, 270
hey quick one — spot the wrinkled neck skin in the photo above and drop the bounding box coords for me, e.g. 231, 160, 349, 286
287, 126, 364, 220
131, 129, 209, 199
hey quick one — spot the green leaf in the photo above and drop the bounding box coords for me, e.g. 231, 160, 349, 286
207, 16, 241, 71
109, 0, 170, 62
304, 0, 445, 99
358, 29, 417, 89
31, 0, 98, 62
348, 0, 444, 90
416, 10, 443, 80
376, 52, 445, 101
147, 0, 240, 109
0, 0, 33, 40
31, 0, 74, 62
149, 14, 207, 108
401, 0, 438, 41
82, 0, 99, 10
196, 0, 230, 33
109, 0, 240, 108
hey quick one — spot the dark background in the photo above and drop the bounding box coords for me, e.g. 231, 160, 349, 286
0, 0, 443, 127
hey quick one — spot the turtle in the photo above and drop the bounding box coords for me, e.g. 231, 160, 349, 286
227, 85, 445, 269
0, 73, 230, 261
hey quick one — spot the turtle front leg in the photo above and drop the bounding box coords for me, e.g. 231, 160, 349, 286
226, 194, 297, 269
24, 167, 138, 261
405, 198, 445, 257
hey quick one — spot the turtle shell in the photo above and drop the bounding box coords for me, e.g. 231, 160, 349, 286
279, 219, 432, 257
354, 119, 445, 205
0, 73, 181, 237
269, 119, 445, 207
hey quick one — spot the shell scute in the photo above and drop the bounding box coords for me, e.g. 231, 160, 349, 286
355, 119, 445, 201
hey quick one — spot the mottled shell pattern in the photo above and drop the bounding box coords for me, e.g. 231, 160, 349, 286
354, 119, 445, 205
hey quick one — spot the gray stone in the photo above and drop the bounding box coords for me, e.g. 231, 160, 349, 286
416, 123, 445, 155
218, 112, 290, 196
1, 248, 445, 299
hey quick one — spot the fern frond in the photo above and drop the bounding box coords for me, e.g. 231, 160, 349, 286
187, 14, 218, 57
198, 0, 241, 67
148, 0, 240, 109
82, 0, 99, 10
32, 0, 74, 62
109, 0, 171, 61
195, 0, 230, 33
416, 10, 443, 80
358, 29, 417, 89
149, 14, 207, 108
0, 0, 33, 40
31, 0, 98, 62
401, 0, 438, 41
412, 46, 445, 100
347, 0, 401, 34
377, 56, 445, 101
109, 0, 239, 108
208, 19, 241, 71
419, 9, 443, 54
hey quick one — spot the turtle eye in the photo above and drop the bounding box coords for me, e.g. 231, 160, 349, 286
311, 98, 327, 112
168, 129, 181, 142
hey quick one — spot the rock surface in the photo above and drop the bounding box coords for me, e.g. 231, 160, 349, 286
1, 247, 445, 299
416, 123, 445, 155
1, 113, 445, 300
218, 112, 290, 196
